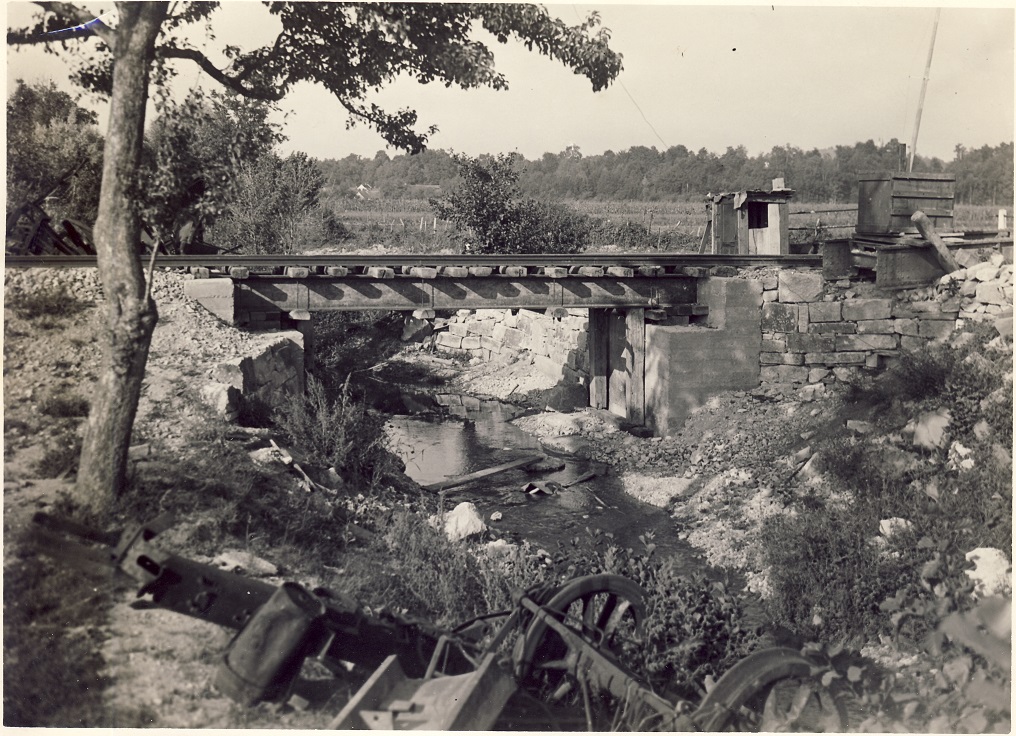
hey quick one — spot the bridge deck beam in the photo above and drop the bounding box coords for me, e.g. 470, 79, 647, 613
226, 275, 698, 321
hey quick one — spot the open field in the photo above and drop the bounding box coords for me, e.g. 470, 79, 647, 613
317, 199, 1010, 255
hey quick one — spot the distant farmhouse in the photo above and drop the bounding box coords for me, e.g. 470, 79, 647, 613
353, 183, 382, 200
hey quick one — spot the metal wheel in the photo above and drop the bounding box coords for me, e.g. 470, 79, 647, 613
513, 574, 647, 720
695, 647, 848, 732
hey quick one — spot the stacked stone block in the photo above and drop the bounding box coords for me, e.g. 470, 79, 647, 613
204, 332, 305, 421
429, 307, 590, 383
756, 254, 1013, 398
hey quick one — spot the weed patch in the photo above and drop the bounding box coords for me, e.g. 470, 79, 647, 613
8, 285, 81, 325
40, 394, 90, 418
273, 376, 394, 483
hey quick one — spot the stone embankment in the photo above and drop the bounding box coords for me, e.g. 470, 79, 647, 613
4, 268, 305, 430
754, 254, 1013, 399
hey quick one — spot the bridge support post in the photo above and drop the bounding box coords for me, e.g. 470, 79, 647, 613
625, 308, 645, 425
288, 310, 315, 375
588, 309, 609, 409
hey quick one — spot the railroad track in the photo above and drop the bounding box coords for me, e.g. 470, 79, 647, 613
5, 253, 822, 271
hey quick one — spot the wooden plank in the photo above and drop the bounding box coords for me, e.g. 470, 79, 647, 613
775, 202, 790, 255
876, 248, 946, 289
542, 266, 568, 278
409, 266, 438, 279
440, 266, 469, 278
911, 211, 961, 273
588, 308, 609, 410
608, 311, 627, 418
365, 266, 395, 279
329, 656, 408, 729
625, 308, 645, 425
604, 266, 634, 278
467, 266, 492, 277
420, 455, 544, 491
736, 207, 750, 255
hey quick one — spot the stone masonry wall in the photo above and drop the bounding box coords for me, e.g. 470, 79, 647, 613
755, 254, 1013, 400
202, 332, 305, 422
430, 307, 590, 384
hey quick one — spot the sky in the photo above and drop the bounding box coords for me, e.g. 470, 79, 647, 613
5, 1, 1015, 165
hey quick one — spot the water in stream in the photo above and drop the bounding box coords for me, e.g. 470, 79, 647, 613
381, 387, 711, 575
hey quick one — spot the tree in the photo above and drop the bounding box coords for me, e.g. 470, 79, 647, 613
140, 89, 282, 250
8, 2, 623, 513
6, 78, 104, 224
434, 152, 590, 254
208, 151, 347, 254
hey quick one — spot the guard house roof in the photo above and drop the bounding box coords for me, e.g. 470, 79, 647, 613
710, 188, 795, 208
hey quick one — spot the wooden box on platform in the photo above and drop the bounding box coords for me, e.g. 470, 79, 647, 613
705, 179, 794, 256
856, 172, 954, 235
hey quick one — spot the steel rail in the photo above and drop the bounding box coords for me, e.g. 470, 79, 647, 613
5, 253, 822, 269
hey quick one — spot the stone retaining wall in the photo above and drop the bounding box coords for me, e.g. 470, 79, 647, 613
429, 307, 590, 384
753, 254, 1013, 399
202, 332, 305, 422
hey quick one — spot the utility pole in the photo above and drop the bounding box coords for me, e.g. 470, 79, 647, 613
909, 8, 941, 172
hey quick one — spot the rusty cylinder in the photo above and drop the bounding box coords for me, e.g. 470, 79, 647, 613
214, 582, 326, 705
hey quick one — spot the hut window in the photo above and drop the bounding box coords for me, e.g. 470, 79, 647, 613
747, 202, 768, 229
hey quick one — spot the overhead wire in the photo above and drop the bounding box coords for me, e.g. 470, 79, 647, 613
571, 5, 668, 150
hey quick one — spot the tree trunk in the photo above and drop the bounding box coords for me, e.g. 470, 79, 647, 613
75, 2, 168, 514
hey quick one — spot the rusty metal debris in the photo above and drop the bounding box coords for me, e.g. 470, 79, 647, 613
29, 512, 848, 730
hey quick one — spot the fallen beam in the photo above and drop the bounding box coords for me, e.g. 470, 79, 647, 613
421, 455, 545, 492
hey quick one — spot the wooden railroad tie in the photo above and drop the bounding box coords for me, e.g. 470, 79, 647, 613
365, 266, 395, 279
468, 266, 493, 277
326, 266, 349, 277
499, 266, 527, 277
228, 266, 250, 279
542, 266, 569, 278
605, 266, 635, 278
440, 266, 470, 278
569, 265, 605, 277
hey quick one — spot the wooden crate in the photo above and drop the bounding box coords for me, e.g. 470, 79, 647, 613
856, 172, 954, 235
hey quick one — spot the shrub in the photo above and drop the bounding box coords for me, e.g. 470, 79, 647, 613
40, 394, 90, 418
272, 376, 393, 483
336, 510, 550, 627
33, 432, 83, 478
761, 508, 921, 643
433, 152, 590, 255
8, 286, 79, 324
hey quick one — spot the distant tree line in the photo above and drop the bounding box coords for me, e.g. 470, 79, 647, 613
318, 140, 1013, 206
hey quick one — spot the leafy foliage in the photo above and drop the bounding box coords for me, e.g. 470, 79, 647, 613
9, 3, 622, 154
317, 139, 1013, 207
207, 150, 349, 254
554, 530, 759, 699
139, 89, 282, 250
5, 79, 103, 224
272, 376, 394, 483
433, 152, 591, 254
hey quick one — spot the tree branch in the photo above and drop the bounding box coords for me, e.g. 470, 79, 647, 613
159, 45, 286, 101
33, 1, 116, 48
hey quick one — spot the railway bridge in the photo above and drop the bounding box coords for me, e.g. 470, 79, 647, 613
8, 248, 959, 434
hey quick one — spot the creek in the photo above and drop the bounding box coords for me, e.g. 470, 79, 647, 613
373, 384, 712, 576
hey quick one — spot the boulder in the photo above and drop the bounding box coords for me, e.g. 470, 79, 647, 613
213, 550, 279, 577
911, 409, 951, 450
200, 382, 241, 422
878, 517, 913, 538
402, 316, 433, 342
965, 548, 1012, 598
442, 502, 487, 542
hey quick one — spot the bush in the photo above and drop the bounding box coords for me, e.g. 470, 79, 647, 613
433, 152, 590, 255
40, 394, 90, 418
272, 376, 394, 483
8, 286, 79, 324
761, 508, 921, 643
336, 510, 550, 627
